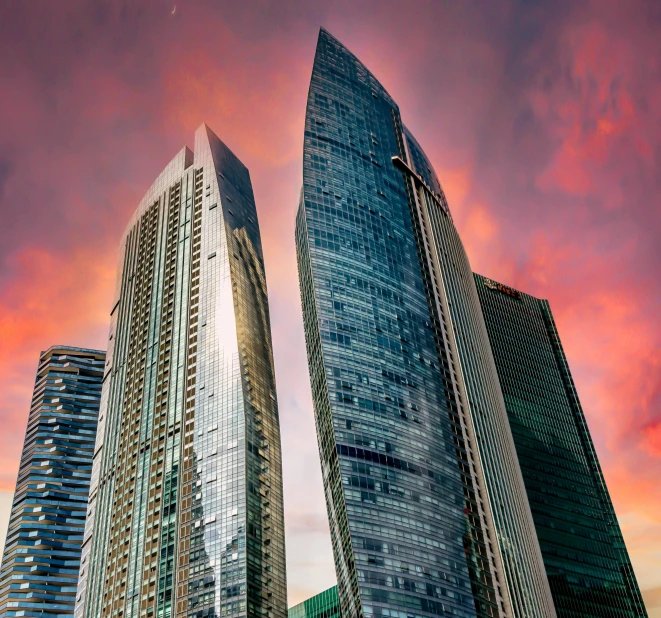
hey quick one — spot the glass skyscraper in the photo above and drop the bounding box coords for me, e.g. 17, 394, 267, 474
75, 125, 287, 618
474, 274, 648, 618
0, 346, 105, 617
288, 586, 340, 618
296, 29, 556, 618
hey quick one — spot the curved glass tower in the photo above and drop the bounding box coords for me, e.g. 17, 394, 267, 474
0, 346, 105, 618
75, 125, 286, 618
296, 29, 556, 618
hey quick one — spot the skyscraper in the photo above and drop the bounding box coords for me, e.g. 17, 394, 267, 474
0, 346, 105, 617
296, 29, 556, 618
75, 125, 286, 618
288, 586, 340, 618
474, 274, 648, 618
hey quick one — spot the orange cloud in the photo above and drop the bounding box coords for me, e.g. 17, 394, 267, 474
534, 22, 656, 203
0, 245, 115, 488
642, 423, 661, 458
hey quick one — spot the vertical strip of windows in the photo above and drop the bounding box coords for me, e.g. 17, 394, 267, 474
295, 202, 361, 618
153, 180, 185, 618
391, 110, 505, 618
99, 201, 159, 617
175, 167, 205, 617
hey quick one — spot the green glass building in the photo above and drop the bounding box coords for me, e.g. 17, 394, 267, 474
474, 273, 647, 618
289, 587, 340, 618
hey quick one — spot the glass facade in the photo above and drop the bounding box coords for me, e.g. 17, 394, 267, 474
296, 28, 560, 618
75, 125, 286, 618
474, 274, 648, 618
296, 30, 496, 618
288, 587, 340, 618
0, 346, 105, 617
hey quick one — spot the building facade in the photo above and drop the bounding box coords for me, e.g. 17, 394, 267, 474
0, 346, 105, 617
288, 586, 340, 618
296, 29, 556, 618
75, 125, 286, 618
474, 274, 648, 618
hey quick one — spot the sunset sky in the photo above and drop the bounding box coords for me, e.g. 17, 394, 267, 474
0, 0, 659, 614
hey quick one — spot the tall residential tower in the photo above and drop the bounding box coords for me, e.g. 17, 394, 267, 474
296, 29, 555, 618
75, 125, 286, 618
474, 274, 648, 618
0, 346, 105, 617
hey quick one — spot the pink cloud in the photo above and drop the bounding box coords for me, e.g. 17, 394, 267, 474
0, 0, 658, 605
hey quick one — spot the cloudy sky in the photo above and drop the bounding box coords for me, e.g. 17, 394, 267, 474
0, 0, 659, 613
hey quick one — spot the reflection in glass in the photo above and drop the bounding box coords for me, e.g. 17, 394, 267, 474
75, 126, 286, 618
